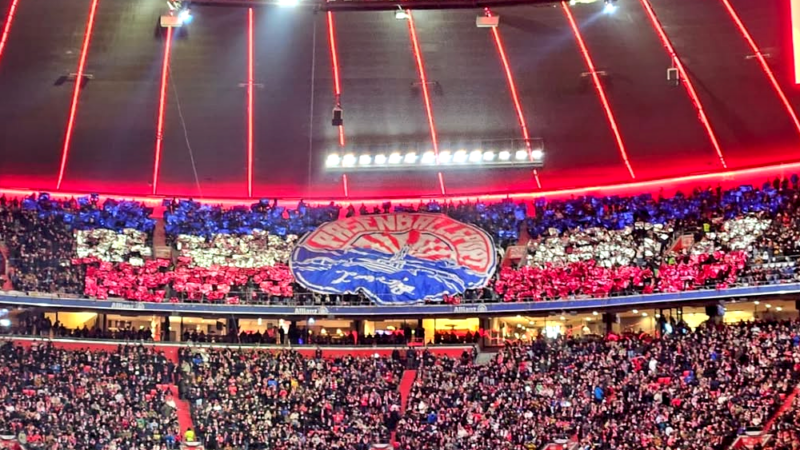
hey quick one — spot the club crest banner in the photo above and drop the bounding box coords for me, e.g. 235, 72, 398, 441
290, 213, 497, 305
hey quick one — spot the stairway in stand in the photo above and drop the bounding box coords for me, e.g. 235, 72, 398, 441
389, 369, 418, 447
0, 241, 11, 290
162, 384, 198, 449
399, 369, 417, 413
153, 218, 171, 259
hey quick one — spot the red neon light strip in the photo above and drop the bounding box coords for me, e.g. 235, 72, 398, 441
7, 160, 800, 205
327, 11, 345, 147
562, 2, 635, 179
719, 0, 800, 139
0, 0, 21, 65
793, 0, 800, 85
342, 173, 349, 197
406, 10, 446, 196
327, 12, 341, 97
486, 10, 542, 189
152, 27, 174, 195
247, 8, 254, 197
639, 0, 727, 169
56, 0, 100, 190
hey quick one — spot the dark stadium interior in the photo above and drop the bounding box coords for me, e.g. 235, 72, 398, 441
0, 0, 798, 199
63, 0, 166, 194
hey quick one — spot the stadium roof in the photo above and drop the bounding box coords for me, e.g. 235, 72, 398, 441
0, 0, 797, 200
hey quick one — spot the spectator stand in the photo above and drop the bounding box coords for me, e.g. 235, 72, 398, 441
0, 340, 180, 450
5, 335, 473, 359
729, 387, 799, 449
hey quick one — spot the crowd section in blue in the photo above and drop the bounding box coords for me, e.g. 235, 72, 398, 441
526, 174, 800, 238
162, 198, 524, 245
163, 199, 340, 240
18, 193, 156, 233
0, 174, 799, 306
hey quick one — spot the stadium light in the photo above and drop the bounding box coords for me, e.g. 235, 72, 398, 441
325, 138, 544, 171
325, 150, 544, 170
326, 153, 341, 168
469, 150, 482, 162
603, 0, 617, 14
177, 9, 192, 24
278, 0, 299, 6
342, 153, 357, 167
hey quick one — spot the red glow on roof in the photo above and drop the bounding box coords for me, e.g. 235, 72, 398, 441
406, 10, 446, 195
639, 0, 728, 170
6, 159, 800, 207
56, 0, 101, 190
719, 0, 800, 139
792, 0, 800, 85
486, 9, 542, 189
562, 2, 635, 180
152, 27, 174, 195
327, 11, 346, 147
247, 8, 254, 198
0, 0, 21, 66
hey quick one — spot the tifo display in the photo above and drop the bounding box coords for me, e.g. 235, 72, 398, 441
1, 176, 800, 305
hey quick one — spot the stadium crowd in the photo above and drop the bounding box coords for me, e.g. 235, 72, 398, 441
760, 394, 800, 450
0, 341, 180, 450
0, 194, 154, 295
398, 319, 800, 450
180, 348, 404, 450
0, 319, 797, 450
2, 177, 800, 305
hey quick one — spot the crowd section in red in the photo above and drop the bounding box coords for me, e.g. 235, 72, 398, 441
78, 257, 293, 303
495, 251, 748, 302
2, 176, 800, 305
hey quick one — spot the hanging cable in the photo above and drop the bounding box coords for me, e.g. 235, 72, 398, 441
168, 63, 204, 198
307, 17, 317, 192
